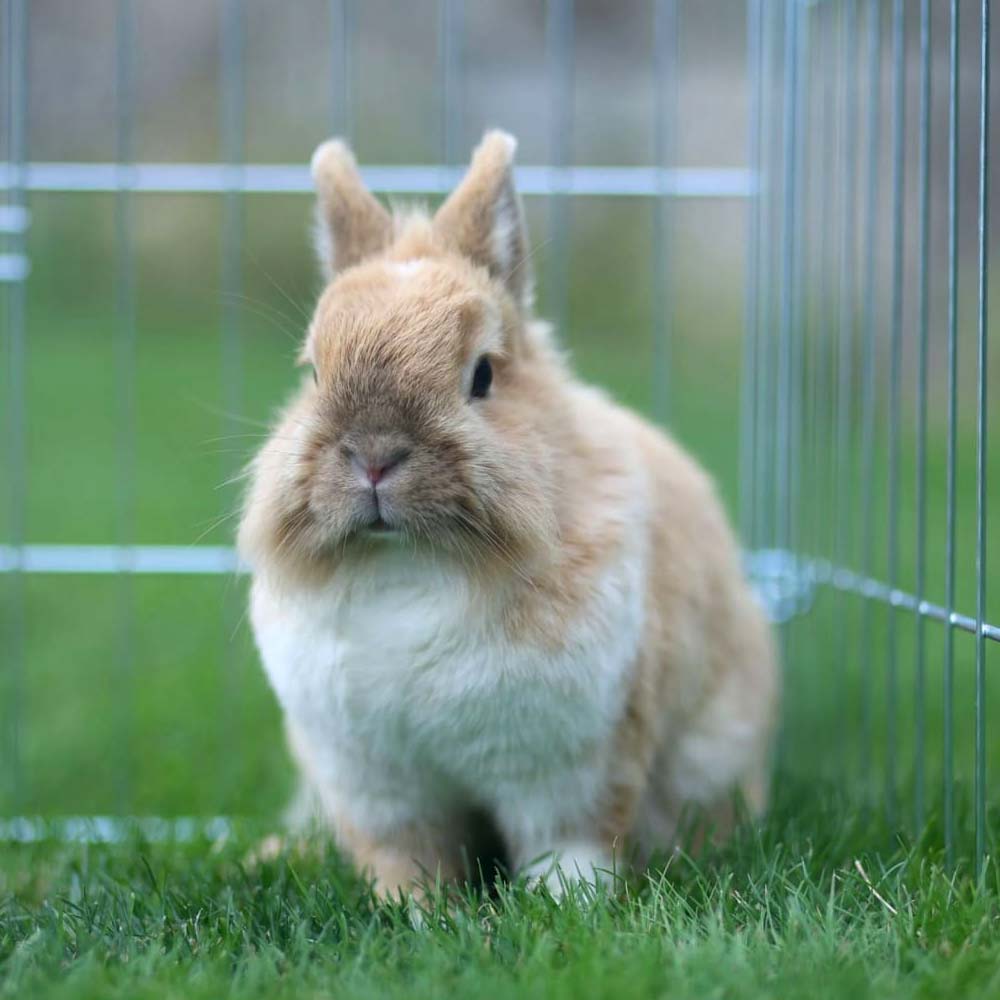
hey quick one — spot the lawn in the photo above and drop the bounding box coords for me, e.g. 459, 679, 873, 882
3, 782, 1000, 1000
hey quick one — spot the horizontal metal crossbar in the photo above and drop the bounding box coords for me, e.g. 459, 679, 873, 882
0, 204, 29, 231
2, 543, 996, 643
0, 162, 755, 198
0, 252, 29, 281
0, 815, 232, 844
809, 558, 1000, 643
0, 544, 241, 574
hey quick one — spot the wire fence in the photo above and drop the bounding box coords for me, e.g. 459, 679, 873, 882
745, 0, 996, 874
2, 0, 997, 872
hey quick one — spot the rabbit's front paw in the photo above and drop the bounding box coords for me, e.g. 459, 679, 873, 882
520, 840, 615, 900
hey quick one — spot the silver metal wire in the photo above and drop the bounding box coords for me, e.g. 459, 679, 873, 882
4, 542, 996, 647
0, 546, 241, 574
545, 0, 574, 334
0, 162, 753, 198
652, 0, 678, 425
944, 0, 960, 871
439, 0, 463, 167
942, 0, 959, 868
788, 0, 809, 580
220, 0, 245, 809
835, 0, 858, 773
859, 0, 881, 808
776, 0, 799, 554
884, 0, 906, 833
755, 0, 994, 855
330, 0, 354, 137
740, 0, 763, 546
974, 0, 991, 879
754, 0, 779, 552
809, 0, 836, 755
114, 0, 137, 812
808, 560, 1000, 642
913, 0, 931, 835
2, 0, 27, 814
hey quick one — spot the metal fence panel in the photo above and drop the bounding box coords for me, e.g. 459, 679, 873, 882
1, 0, 996, 869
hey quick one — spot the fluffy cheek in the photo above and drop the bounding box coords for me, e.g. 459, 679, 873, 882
306, 452, 367, 540
380, 447, 470, 528
460, 423, 559, 559
240, 408, 322, 568
244, 392, 379, 561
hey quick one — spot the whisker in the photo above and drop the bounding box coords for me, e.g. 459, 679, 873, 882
451, 507, 537, 591
192, 507, 242, 546
215, 469, 252, 491
193, 402, 272, 430
509, 235, 554, 285
245, 251, 314, 324
219, 291, 303, 346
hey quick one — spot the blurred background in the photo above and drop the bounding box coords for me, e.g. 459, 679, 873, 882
0, 0, 997, 859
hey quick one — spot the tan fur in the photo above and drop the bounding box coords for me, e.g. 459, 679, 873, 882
434, 131, 533, 309
239, 131, 778, 896
312, 140, 394, 276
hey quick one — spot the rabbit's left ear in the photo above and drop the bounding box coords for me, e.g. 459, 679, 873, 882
310, 139, 393, 278
434, 130, 532, 310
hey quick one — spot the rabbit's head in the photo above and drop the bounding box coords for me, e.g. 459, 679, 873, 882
239, 131, 575, 582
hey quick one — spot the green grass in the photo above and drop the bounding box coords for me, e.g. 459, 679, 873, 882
3, 783, 1000, 1000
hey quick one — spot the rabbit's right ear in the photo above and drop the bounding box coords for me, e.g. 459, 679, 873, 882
310, 139, 393, 278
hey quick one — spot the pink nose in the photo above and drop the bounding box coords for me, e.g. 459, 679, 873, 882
345, 444, 410, 488
365, 462, 391, 487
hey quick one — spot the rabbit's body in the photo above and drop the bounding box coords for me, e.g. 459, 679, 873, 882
251, 518, 641, 878
240, 132, 777, 896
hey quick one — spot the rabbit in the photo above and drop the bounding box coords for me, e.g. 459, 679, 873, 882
238, 130, 778, 900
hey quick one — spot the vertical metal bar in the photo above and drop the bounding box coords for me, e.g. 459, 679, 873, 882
741, 0, 762, 547
836, 0, 858, 772
785, 0, 810, 757
755, 0, 778, 551
114, 0, 137, 813
815, 0, 842, 767
859, 0, 882, 810
769, 0, 790, 761
652, 0, 677, 426
813, 0, 836, 702
788, 0, 808, 580
2, 0, 27, 814
776, 0, 799, 553
220, 0, 245, 807
913, 0, 931, 834
811, 0, 832, 576
974, 0, 990, 879
329, 0, 353, 137
943, 0, 960, 871
221, 2, 244, 438
884, 0, 906, 833
439, 0, 463, 166
545, 0, 573, 335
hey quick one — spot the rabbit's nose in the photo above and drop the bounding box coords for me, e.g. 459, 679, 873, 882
343, 441, 411, 488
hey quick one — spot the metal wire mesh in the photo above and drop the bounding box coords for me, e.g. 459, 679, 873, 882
746, 0, 996, 874
1, 0, 996, 868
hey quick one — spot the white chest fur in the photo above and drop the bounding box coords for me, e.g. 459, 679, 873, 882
250, 542, 644, 831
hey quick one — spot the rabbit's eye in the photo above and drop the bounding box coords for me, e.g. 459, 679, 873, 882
470, 356, 492, 400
